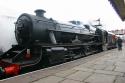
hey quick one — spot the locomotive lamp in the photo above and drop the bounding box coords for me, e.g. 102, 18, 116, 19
4, 64, 20, 76
0, 64, 20, 76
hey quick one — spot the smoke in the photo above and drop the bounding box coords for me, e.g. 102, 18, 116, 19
0, 15, 17, 52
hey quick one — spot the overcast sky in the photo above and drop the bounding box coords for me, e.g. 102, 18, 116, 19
0, 0, 125, 30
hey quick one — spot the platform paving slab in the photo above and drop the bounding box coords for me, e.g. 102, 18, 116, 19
73, 67, 95, 72
115, 76, 125, 83
91, 64, 107, 70
94, 70, 124, 76
114, 66, 125, 73
32, 76, 64, 83
60, 79, 84, 83
94, 61, 115, 66
104, 65, 115, 71
66, 71, 93, 81
55, 69, 78, 78
115, 62, 125, 67
84, 73, 116, 83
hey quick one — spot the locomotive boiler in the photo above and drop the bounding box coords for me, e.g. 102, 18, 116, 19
15, 9, 95, 45
0, 9, 115, 77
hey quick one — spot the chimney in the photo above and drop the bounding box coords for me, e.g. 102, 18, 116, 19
34, 9, 46, 17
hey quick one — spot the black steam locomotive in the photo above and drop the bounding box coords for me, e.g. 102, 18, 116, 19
0, 9, 117, 76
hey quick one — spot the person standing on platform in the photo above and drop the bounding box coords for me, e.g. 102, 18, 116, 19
117, 37, 123, 50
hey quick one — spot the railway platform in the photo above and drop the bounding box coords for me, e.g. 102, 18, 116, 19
1, 46, 125, 83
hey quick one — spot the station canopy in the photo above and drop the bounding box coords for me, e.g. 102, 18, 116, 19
109, 0, 125, 21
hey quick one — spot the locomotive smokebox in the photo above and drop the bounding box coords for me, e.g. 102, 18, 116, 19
34, 9, 46, 17
15, 9, 54, 45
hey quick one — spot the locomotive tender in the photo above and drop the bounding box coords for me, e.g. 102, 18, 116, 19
0, 9, 117, 77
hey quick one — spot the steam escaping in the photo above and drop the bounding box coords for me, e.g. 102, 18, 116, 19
0, 15, 17, 52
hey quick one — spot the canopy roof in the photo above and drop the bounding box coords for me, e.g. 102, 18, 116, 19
109, 0, 125, 21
